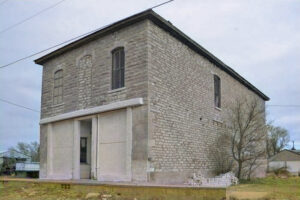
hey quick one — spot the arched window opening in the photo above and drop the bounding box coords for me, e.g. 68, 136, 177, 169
111, 47, 125, 90
214, 75, 221, 108
53, 69, 63, 104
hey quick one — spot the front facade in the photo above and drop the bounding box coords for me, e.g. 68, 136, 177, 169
36, 10, 269, 184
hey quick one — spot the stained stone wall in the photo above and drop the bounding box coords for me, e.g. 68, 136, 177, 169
78, 55, 93, 109
40, 21, 148, 119
146, 20, 266, 183
39, 18, 267, 184
39, 20, 149, 182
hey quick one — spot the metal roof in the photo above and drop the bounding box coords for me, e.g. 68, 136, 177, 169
16, 162, 40, 172
35, 9, 269, 101
0, 150, 31, 159
269, 149, 300, 162
290, 150, 300, 155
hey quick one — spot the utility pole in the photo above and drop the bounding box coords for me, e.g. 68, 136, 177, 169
291, 141, 296, 150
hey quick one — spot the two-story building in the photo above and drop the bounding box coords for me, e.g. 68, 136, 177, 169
35, 9, 269, 184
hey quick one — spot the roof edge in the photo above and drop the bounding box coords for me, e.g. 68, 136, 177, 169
34, 9, 269, 101
269, 149, 300, 161
147, 11, 269, 101
34, 9, 153, 65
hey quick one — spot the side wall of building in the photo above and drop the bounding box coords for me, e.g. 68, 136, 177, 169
268, 151, 300, 176
269, 161, 300, 175
146, 20, 266, 184
39, 20, 149, 181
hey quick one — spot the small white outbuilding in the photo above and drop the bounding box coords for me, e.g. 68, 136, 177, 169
268, 150, 300, 176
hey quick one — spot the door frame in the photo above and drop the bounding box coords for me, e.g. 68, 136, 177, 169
72, 107, 132, 181
72, 115, 97, 180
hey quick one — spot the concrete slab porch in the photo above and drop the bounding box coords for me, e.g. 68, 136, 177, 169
0, 177, 226, 189
0, 177, 227, 200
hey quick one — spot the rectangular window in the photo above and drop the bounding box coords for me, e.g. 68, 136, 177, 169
214, 75, 221, 108
80, 137, 87, 163
112, 48, 125, 90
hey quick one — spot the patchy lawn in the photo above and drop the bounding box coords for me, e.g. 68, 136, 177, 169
1, 177, 299, 200
227, 176, 300, 200
0, 179, 225, 200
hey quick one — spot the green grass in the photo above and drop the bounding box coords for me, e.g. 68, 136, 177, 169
2, 177, 298, 200
0, 180, 226, 200
228, 176, 300, 200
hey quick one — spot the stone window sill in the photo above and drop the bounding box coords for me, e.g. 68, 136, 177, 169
107, 87, 126, 94
213, 119, 223, 124
80, 163, 90, 165
215, 107, 222, 111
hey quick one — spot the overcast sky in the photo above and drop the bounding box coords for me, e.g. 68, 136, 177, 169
0, 0, 299, 152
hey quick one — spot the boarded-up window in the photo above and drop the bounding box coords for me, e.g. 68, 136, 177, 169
214, 75, 221, 108
53, 69, 63, 105
112, 47, 125, 90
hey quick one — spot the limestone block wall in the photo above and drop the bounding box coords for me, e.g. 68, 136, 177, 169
39, 17, 267, 183
39, 20, 150, 181
40, 20, 148, 119
146, 20, 266, 183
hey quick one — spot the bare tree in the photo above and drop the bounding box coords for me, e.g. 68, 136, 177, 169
244, 147, 266, 180
9, 142, 40, 162
266, 125, 289, 158
226, 98, 267, 179
209, 132, 234, 175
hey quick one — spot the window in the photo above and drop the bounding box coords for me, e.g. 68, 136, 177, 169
53, 69, 63, 104
111, 47, 125, 90
214, 75, 221, 108
80, 137, 87, 163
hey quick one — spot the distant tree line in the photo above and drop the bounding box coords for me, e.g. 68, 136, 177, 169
9, 141, 40, 162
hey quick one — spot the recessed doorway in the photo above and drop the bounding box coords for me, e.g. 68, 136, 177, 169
79, 119, 92, 179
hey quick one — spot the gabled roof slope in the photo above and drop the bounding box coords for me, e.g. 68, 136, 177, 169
269, 149, 300, 162
290, 150, 300, 155
35, 9, 269, 101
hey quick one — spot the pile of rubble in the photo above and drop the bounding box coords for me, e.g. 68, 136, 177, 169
186, 172, 238, 187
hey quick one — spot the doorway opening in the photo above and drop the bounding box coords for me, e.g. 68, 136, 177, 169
79, 119, 92, 179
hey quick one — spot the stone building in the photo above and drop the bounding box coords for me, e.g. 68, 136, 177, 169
35, 9, 269, 184
268, 150, 300, 176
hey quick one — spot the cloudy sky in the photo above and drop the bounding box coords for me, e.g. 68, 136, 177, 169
0, 0, 299, 152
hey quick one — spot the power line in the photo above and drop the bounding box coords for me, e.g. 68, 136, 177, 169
0, 98, 40, 113
151, 0, 174, 9
0, 0, 174, 69
0, 0, 67, 34
0, 28, 102, 69
267, 105, 300, 108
